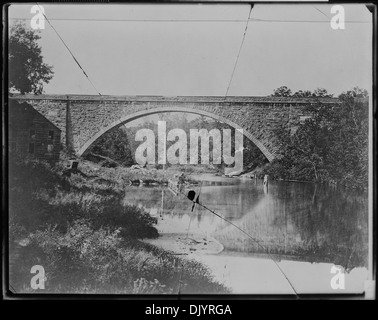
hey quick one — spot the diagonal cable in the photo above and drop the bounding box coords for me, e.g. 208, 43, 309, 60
225, 5, 253, 98
313, 6, 331, 20
196, 201, 299, 297
177, 181, 202, 295
36, 3, 102, 95
176, 185, 300, 298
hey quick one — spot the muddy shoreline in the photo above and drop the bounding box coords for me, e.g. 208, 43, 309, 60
143, 216, 224, 257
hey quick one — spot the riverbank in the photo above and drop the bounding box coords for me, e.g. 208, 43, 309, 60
134, 171, 369, 294
76, 160, 217, 186
245, 160, 368, 191
144, 212, 368, 295
139, 208, 295, 294
8, 157, 230, 294
143, 214, 224, 257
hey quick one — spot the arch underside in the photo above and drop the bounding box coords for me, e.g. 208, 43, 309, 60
77, 106, 276, 162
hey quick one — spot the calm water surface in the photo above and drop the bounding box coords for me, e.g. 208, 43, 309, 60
124, 174, 369, 271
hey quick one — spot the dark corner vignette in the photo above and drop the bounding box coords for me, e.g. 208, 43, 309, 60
3, 1, 376, 302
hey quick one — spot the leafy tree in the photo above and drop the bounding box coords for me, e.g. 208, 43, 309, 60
271, 86, 292, 97
313, 87, 333, 97
274, 118, 331, 181
87, 128, 134, 167
273, 86, 333, 98
292, 90, 313, 98
9, 21, 53, 94
269, 87, 368, 189
125, 113, 268, 171
339, 87, 368, 99
331, 87, 369, 187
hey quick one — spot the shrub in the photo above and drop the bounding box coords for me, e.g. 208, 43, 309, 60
8, 158, 229, 294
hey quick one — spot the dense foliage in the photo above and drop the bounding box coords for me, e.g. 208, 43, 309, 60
272, 86, 333, 98
9, 158, 229, 293
9, 22, 53, 94
89, 113, 267, 172
263, 87, 369, 190
85, 128, 134, 167
83, 86, 368, 190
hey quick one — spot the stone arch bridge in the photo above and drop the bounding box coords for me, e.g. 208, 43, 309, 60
10, 94, 339, 162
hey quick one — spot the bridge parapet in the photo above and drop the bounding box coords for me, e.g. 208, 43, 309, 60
10, 93, 340, 104
9, 94, 340, 162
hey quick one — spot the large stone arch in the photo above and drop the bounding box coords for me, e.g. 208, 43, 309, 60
77, 106, 275, 161
12, 94, 340, 163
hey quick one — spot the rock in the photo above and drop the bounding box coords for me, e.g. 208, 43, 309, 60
226, 170, 242, 177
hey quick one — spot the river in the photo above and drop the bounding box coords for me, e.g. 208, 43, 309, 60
123, 174, 370, 294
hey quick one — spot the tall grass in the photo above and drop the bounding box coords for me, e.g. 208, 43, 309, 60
9, 158, 229, 294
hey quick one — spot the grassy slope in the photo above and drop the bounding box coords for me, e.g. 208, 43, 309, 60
9, 158, 229, 294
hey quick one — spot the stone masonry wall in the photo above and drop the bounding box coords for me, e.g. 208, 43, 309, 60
10, 95, 340, 162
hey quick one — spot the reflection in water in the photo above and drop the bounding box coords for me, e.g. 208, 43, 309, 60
124, 176, 368, 271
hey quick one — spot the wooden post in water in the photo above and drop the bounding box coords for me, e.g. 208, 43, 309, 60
160, 189, 164, 220
263, 174, 269, 194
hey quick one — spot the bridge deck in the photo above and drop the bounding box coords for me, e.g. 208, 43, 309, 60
9, 94, 340, 104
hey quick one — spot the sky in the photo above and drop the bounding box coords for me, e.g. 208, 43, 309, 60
8, 3, 372, 97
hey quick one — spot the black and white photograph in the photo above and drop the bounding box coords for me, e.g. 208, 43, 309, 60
3, 1, 375, 299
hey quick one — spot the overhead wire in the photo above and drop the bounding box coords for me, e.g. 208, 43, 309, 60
225, 4, 253, 98
197, 201, 299, 297
177, 185, 300, 298
312, 6, 331, 20
177, 181, 203, 296
9, 4, 364, 297
35, 3, 102, 96
9, 17, 370, 23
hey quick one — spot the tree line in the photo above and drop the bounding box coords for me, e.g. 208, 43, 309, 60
264, 86, 369, 190
84, 113, 268, 171
8, 23, 369, 190
86, 86, 369, 191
